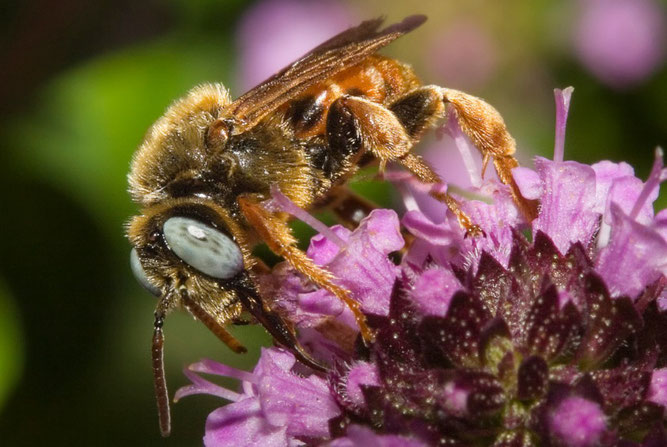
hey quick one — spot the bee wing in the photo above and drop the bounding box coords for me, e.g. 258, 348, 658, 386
228, 15, 427, 134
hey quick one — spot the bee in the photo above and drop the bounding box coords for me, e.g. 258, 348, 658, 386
127, 15, 534, 437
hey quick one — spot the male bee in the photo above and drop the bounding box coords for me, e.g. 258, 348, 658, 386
127, 15, 533, 437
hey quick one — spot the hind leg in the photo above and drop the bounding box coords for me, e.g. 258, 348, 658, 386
329, 93, 483, 235
392, 86, 538, 220
329, 87, 537, 225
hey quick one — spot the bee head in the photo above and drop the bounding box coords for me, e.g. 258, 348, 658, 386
127, 197, 253, 312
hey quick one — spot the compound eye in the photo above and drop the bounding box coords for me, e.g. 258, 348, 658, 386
130, 248, 161, 296
163, 216, 244, 279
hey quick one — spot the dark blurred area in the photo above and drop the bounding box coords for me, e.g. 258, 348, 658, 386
1, 0, 169, 114
0, 0, 664, 446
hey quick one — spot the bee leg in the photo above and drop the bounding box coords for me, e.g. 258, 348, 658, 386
180, 289, 247, 354
388, 86, 446, 141
234, 281, 327, 372
334, 95, 483, 236
435, 86, 538, 220
238, 195, 374, 344
388, 86, 537, 220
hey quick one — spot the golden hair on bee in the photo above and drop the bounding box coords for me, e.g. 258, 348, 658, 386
129, 83, 231, 205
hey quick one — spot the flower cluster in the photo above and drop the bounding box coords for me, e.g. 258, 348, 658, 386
178, 89, 667, 446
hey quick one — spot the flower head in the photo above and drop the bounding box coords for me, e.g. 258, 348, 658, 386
178, 89, 667, 446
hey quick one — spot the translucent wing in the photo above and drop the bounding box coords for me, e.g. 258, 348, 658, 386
228, 15, 426, 134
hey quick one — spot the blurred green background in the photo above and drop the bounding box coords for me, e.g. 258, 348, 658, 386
0, 0, 664, 445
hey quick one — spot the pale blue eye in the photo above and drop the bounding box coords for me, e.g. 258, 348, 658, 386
163, 216, 244, 279
130, 248, 161, 296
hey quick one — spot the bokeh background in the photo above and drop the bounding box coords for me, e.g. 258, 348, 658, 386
0, 0, 665, 445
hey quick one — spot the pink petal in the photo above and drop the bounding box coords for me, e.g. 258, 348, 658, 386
629, 147, 664, 220
256, 350, 340, 438
306, 225, 351, 266
648, 368, 667, 407
596, 204, 667, 298
204, 397, 287, 447
512, 166, 542, 200
410, 268, 462, 317
330, 425, 428, 447
532, 157, 599, 254
553, 87, 574, 162
323, 210, 403, 316
345, 362, 380, 408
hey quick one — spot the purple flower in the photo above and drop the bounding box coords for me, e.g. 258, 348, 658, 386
178, 87, 667, 446
175, 349, 340, 446
409, 267, 459, 317
513, 91, 667, 300
395, 112, 524, 272
331, 361, 380, 412
512, 149, 667, 299
574, 0, 666, 88
261, 202, 403, 331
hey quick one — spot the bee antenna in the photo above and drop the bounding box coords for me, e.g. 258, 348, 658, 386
152, 309, 171, 437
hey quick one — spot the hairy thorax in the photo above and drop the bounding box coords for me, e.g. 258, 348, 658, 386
129, 56, 421, 216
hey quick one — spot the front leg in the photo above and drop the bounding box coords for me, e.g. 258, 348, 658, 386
238, 195, 374, 343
